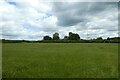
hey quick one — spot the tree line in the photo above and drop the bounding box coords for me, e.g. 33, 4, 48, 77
43, 32, 80, 40
1, 32, 120, 43
42, 32, 119, 43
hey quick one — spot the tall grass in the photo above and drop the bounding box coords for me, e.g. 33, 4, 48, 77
2, 43, 118, 78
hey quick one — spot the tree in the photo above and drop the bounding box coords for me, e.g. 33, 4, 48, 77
69, 32, 73, 40
53, 32, 60, 40
64, 36, 69, 40
69, 32, 73, 37
107, 37, 110, 40
96, 37, 103, 40
43, 36, 52, 40
68, 32, 80, 40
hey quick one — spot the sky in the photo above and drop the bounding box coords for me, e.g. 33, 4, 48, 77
0, 0, 119, 40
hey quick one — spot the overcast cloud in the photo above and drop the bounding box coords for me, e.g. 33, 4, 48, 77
0, 0, 119, 40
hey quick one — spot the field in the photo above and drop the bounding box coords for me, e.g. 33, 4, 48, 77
0, 43, 2, 79
2, 43, 118, 78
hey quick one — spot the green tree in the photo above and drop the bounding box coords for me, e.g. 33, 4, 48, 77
96, 37, 103, 40
53, 32, 60, 40
43, 36, 52, 40
107, 37, 110, 40
69, 32, 80, 40
64, 36, 69, 40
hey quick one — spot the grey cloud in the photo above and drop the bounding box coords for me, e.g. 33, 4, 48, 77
52, 2, 118, 27
42, 27, 58, 32
106, 29, 118, 32
57, 14, 82, 26
1, 1, 118, 40
2, 32, 22, 40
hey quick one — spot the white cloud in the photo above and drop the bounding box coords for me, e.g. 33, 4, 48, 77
0, 1, 118, 40
0, 0, 58, 40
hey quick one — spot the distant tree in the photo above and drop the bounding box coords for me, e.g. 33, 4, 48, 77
69, 32, 80, 40
96, 37, 103, 40
43, 36, 52, 40
107, 37, 110, 40
69, 32, 73, 37
53, 32, 60, 40
64, 36, 69, 40
74, 34, 80, 40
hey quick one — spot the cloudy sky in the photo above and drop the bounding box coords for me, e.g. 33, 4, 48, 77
0, 0, 119, 40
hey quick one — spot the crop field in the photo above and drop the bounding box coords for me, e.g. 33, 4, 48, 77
2, 43, 118, 78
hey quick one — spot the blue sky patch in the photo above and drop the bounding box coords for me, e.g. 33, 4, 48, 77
23, 24, 41, 32
36, 13, 53, 21
8, 1, 17, 6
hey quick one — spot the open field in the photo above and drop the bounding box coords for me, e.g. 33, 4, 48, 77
0, 43, 2, 79
2, 43, 118, 78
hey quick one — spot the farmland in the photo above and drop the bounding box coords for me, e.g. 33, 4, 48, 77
2, 43, 118, 78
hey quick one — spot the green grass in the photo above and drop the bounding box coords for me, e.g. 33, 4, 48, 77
0, 43, 2, 79
2, 43, 118, 78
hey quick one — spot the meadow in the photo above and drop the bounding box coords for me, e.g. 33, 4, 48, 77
0, 43, 2, 79
2, 43, 118, 78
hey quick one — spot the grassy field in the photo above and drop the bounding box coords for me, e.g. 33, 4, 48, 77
0, 43, 2, 79
2, 43, 118, 78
